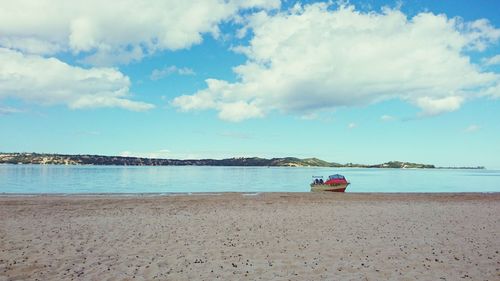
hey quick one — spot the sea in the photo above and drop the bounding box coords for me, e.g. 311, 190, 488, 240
1, 164, 499, 194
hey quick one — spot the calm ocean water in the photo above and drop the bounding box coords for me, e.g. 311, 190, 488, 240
0, 164, 499, 194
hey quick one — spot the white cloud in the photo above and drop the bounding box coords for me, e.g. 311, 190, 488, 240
80, 46, 145, 67
464, 124, 480, 133
462, 19, 500, 51
347, 122, 357, 129
0, 48, 153, 111
415, 96, 464, 116
483, 54, 500, 66
150, 65, 195, 81
380, 115, 395, 121
171, 79, 264, 122
218, 101, 264, 122
0, 106, 23, 115
480, 82, 500, 99
0, 0, 280, 64
0, 37, 62, 55
173, 3, 500, 121
300, 113, 319, 120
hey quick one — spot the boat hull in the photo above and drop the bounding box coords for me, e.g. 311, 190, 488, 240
310, 183, 349, 192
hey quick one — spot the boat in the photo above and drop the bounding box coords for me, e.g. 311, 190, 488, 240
310, 174, 350, 192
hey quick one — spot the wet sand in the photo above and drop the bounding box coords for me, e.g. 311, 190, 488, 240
0, 193, 499, 280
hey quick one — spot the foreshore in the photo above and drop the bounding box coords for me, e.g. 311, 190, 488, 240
1, 193, 499, 280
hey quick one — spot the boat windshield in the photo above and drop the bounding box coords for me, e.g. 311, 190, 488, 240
328, 174, 345, 180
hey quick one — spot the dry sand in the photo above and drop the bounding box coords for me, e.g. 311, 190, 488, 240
0, 193, 499, 280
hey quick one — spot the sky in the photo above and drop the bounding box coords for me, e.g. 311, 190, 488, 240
0, 0, 500, 168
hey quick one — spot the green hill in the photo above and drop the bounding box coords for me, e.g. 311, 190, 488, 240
0, 152, 481, 169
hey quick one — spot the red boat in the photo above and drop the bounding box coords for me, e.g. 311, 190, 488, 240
310, 174, 350, 192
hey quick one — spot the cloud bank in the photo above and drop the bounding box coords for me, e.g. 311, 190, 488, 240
0, 0, 280, 64
173, 3, 500, 121
0, 48, 153, 111
0, 0, 280, 111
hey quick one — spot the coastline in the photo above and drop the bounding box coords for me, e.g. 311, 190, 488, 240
1, 191, 499, 198
1, 191, 500, 195
1, 193, 498, 280
3, 152, 484, 169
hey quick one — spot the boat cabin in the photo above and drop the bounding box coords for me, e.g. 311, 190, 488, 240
325, 174, 348, 185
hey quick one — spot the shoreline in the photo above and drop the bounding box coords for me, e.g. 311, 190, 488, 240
1, 191, 499, 198
1, 193, 498, 280
0, 162, 487, 170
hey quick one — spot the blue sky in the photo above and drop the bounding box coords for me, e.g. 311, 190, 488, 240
1, 0, 500, 168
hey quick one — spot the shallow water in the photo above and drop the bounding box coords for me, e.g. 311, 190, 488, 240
0, 164, 499, 193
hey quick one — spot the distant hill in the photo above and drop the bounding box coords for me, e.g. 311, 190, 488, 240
371, 161, 436, 169
0, 152, 483, 169
0, 153, 342, 167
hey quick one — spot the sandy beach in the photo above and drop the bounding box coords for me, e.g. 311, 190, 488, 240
0, 193, 498, 280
